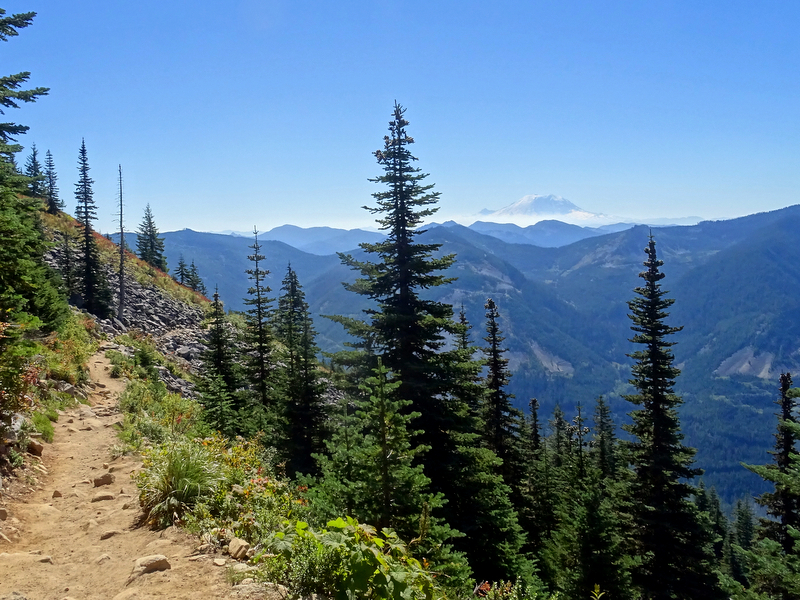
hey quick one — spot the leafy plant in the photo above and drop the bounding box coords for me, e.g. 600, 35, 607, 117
265, 516, 439, 600
31, 411, 54, 442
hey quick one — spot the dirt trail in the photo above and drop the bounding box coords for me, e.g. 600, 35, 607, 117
0, 349, 233, 600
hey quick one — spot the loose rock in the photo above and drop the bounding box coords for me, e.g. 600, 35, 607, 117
228, 537, 250, 560
126, 554, 171, 585
100, 529, 123, 540
93, 472, 116, 487
27, 439, 44, 457
91, 492, 115, 502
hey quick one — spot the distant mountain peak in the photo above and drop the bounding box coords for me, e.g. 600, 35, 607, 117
478, 194, 609, 226
492, 194, 581, 217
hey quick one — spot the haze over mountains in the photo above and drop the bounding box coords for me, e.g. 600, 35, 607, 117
121, 202, 800, 503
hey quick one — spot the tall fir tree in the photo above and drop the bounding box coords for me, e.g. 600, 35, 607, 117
136, 204, 167, 272
274, 264, 327, 477
743, 373, 800, 600
0, 9, 49, 165
174, 255, 189, 285
334, 102, 457, 462
623, 235, 723, 600
43, 149, 61, 213
331, 105, 529, 582
314, 361, 447, 548
24, 142, 43, 197
187, 260, 207, 295
240, 229, 277, 433
73, 139, 111, 318
480, 298, 525, 487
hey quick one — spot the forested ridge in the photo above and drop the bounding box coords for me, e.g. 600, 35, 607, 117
3, 8, 800, 600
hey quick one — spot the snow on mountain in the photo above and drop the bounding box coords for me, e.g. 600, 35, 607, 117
480, 194, 614, 226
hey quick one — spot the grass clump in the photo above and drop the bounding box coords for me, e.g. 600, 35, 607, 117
31, 411, 55, 442
136, 439, 223, 528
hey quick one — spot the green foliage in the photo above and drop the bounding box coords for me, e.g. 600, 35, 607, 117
136, 439, 224, 528
264, 516, 439, 600
274, 263, 327, 477
623, 236, 724, 600
136, 203, 168, 272
73, 140, 112, 318
31, 410, 54, 442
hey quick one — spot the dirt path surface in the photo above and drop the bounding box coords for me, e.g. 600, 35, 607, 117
0, 349, 237, 600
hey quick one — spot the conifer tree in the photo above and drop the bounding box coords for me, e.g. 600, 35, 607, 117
623, 235, 723, 600
592, 396, 618, 479
187, 260, 207, 295
24, 142, 43, 197
743, 373, 800, 599
315, 361, 439, 542
136, 204, 167, 272
240, 229, 277, 431
335, 102, 457, 467
331, 104, 529, 582
73, 139, 111, 318
442, 305, 531, 581
275, 264, 327, 477
43, 149, 61, 213
174, 255, 189, 285
0, 9, 49, 164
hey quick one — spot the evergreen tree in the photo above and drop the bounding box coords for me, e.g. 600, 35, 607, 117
275, 264, 327, 477
334, 102, 457, 467
0, 9, 49, 164
592, 396, 618, 479
136, 203, 167, 272
481, 298, 523, 469
743, 374, 800, 599
315, 361, 439, 542
187, 260, 207, 295
202, 288, 239, 394
174, 255, 189, 285
43, 149, 61, 213
442, 305, 531, 581
73, 139, 111, 318
623, 235, 723, 600
240, 229, 278, 430
24, 142, 43, 197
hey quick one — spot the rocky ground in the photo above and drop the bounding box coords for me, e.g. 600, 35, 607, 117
0, 351, 287, 600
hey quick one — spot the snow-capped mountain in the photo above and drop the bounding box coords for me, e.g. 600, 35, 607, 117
479, 194, 613, 226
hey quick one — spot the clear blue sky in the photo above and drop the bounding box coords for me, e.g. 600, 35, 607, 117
5, 1, 799, 233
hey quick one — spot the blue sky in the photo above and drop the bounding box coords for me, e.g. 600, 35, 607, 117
5, 1, 799, 233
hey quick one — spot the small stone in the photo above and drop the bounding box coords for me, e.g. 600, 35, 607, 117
38, 555, 53, 563
102, 462, 109, 469
228, 537, 250, 560
52, 490, 62, 498
27, 439, 44, 457
214, 558, 226, 566
80, 519, 99, 531
126, 554, 171, 585
93, 473, 115, 487
100, 529, 123, 540
95, 553, 112, 564
91, 493, 115, 502
0, 507, 7, 520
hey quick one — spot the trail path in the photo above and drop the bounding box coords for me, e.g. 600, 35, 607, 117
0, 350, 234, 600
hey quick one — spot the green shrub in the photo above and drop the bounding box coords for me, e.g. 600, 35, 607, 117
263, 517, 440, 600
31, 411, 54, 442
136, 440, 223, 528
